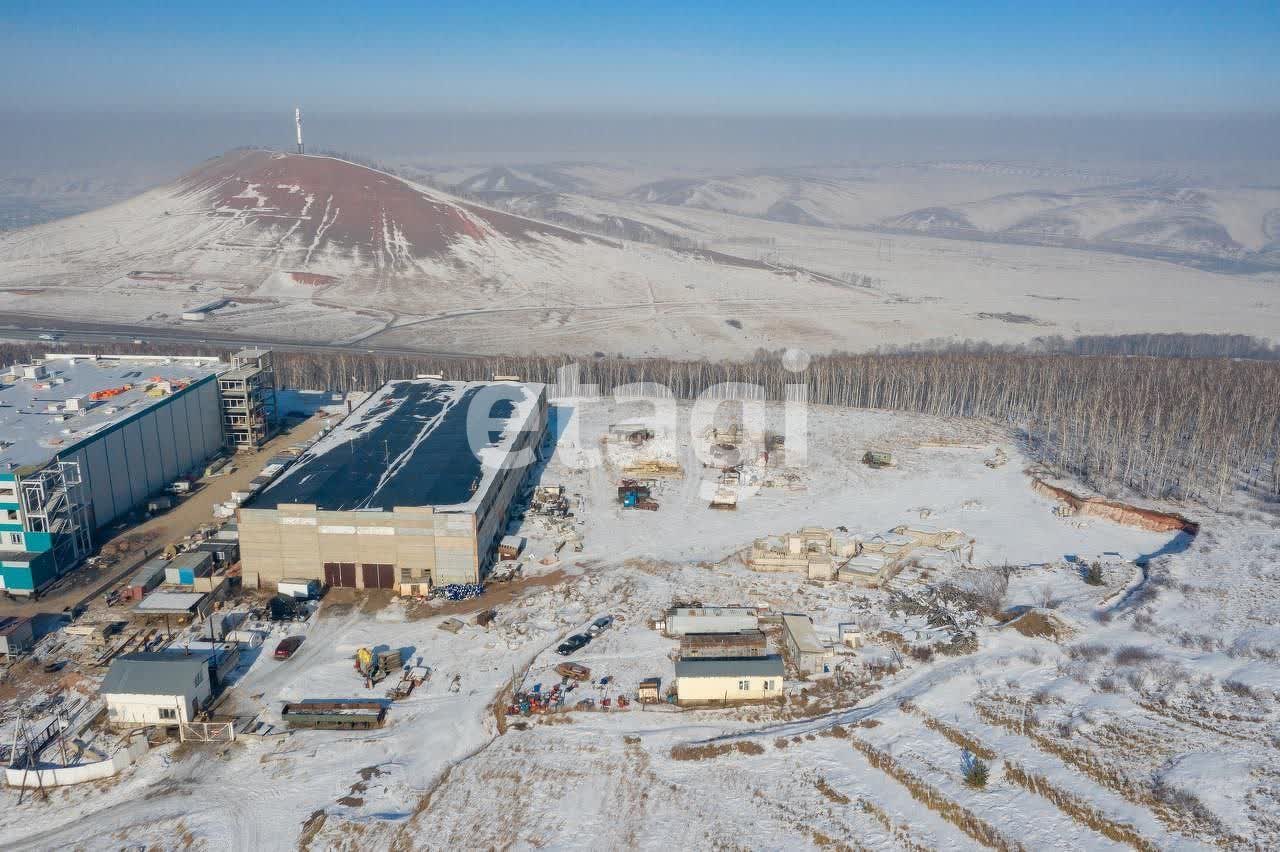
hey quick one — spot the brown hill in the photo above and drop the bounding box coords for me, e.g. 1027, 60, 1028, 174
178, 150, 587, 268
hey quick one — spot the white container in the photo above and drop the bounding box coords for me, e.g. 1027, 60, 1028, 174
277, 578, 321, 600
226, 629, 265, 647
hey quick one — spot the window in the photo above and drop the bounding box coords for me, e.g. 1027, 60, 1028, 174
158, 707, 177, 720
763, 680, 775, 691
738, 680, 751, 691
3, 509, 18, 520
4, 533, 20, 546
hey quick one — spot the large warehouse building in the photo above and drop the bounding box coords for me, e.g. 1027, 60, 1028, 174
0, 354, 227, 595
237, 378, 548, 592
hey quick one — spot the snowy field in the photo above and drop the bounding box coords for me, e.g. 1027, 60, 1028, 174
0, 401, 1276, 850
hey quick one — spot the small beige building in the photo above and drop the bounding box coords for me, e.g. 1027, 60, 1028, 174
675, 655, 784, 705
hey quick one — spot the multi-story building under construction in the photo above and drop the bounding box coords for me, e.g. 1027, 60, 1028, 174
217, 348, 277, 451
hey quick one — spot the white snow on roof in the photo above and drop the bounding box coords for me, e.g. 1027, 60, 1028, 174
133, 591, 206, 613
0, 355, 224, 469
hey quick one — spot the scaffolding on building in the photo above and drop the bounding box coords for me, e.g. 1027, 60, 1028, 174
19, 460, 91, 575
218, 349, 278, 451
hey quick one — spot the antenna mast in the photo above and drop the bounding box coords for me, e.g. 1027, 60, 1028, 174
295, 107, 304, 154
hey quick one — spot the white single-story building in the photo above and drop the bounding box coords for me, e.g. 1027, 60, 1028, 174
675, 655, 784, 705
100, 652, 213, 726
665, 606, 759, 637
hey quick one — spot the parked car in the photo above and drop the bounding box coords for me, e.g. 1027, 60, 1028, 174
37, 333, 60, 341
274, 636, 304, 660
556, 634, 591, 656
587, 616, 614, 636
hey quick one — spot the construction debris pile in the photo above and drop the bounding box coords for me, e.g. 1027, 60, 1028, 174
884, 584, 984, 654
698, 422, 803, 509
604, 420, 683, 480
748, 524, 972, 587
437, 583, 484, 602
519, 484, 584, 555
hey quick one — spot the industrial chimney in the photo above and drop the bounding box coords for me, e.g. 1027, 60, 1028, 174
295, 107, 304, 154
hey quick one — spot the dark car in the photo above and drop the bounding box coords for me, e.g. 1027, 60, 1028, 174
274, 636, 304, 660
587, 616, 614, 636
556, 634, 591, 656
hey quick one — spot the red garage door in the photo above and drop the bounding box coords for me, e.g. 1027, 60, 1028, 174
361, 563, 395, 589
324, 562, 357, 588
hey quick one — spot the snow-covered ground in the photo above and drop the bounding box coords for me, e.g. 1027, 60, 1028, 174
3, 153, 1278, 359
0, 401, 1275, 849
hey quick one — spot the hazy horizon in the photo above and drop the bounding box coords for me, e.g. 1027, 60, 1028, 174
4, 111, 1279, 180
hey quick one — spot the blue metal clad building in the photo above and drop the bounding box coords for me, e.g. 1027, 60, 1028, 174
0, 355, 227, 595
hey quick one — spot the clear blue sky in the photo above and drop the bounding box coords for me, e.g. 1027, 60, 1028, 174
2, 1, 1277, 113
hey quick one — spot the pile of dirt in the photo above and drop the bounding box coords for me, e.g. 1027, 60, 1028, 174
1005, 608, 1074, 641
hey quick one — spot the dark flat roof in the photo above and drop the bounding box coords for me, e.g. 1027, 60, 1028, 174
255, 379, 542, 512
675, 655, 784, 678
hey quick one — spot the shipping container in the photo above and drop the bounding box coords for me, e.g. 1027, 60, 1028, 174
277, 578, 321, 599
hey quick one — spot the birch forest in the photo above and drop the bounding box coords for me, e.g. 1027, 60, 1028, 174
5, 343, 1277, 504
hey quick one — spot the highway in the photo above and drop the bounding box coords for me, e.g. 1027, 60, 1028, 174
0, 314, 479, 360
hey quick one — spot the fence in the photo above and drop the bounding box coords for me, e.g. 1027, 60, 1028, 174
179, 721, 235, 743
4, 732, 149, 789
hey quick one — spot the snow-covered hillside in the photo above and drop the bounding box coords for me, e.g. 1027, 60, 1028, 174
3, 151, 1279, 357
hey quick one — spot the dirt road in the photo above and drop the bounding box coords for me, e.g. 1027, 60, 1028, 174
0, 415, 328, 621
